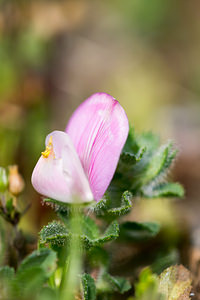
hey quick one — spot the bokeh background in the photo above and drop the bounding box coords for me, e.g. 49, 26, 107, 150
0, 0, 200, 248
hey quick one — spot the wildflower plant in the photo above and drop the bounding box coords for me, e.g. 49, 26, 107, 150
0, 93, 188, 300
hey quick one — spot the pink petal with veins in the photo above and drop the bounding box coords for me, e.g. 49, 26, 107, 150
31, 131, 93, 203
66, 93, 129, 201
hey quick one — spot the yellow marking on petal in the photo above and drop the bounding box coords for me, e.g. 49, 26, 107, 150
41, 136, 54, 158
41, 148, 51, 158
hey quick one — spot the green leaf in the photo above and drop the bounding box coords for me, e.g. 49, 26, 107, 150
0, 266, 15, 300
136, 132, 160, 152
0, 266, 15, 279
107, 127, 183, 203
35, 287, 58, 300
39, 221, 69, 269
119, 221, 160, 242
97, 271, 131, 294
81, 216, 100, 240
0, 167, 8, 192
88, 247, 109, 268
15, 267, 48, 298
142, 182, 184, 198
13, 249, 57, 298
96, 220, 119, 244
123, 125, 140, 154
120, 146, 146, 165
5, 197, 14, 214
81, 273, 96, 300
142, 142, 177, 185
151, 250, 179, 274
104, 273, 131, 294
95, 191, 132, 220
39, 221, 68, 246
40, 218, 119, 250
81, 220, 119, 249
109, 129, 182, 201
134, 267, 162, 300
121, 125, 146, 165
17, 248, 57, 278
158, 265, 192, 300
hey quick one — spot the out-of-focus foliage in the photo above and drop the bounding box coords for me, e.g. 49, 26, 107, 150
0, 167, 8, 192
132, 265, 192, 300
0, 249, 57, 300
133, 268, 163, 300
119, 221, 160, 242
158, 265, 192, 299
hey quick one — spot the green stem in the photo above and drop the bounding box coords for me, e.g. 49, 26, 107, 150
59, 208, 82, 300
59, 258, 69, 292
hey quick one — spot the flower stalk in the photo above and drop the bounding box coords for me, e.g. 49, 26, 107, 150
59, 205, 83, 300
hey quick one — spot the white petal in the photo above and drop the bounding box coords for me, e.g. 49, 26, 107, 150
31, 131, 93, 203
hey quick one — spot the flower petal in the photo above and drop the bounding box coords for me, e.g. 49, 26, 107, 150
66, 93, 129, 201
31, 131, 93, 203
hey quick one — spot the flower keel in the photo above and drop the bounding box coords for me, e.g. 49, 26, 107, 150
31, 131, 93, 203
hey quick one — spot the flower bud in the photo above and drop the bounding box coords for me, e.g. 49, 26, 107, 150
8, 165, 25, 196
0, 167, 8, 192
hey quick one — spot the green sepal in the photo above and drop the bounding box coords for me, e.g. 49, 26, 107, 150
119, 221, 160, 242
43, 198, 95, 213
81, 273, 96, 300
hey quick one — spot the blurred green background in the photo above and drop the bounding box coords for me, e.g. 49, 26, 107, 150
0, 0, 200, 237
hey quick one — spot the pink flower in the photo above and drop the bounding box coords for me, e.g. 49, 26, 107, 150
31, 93, 129, 203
